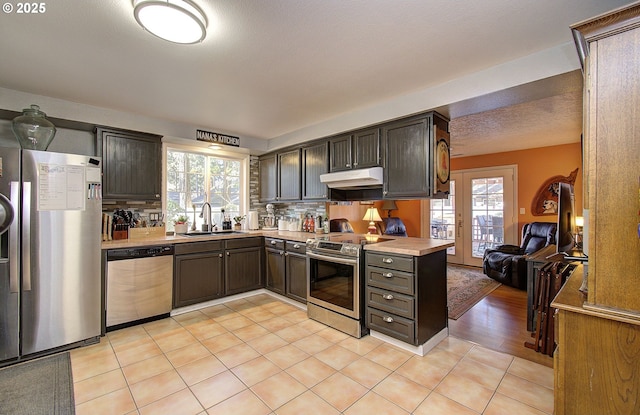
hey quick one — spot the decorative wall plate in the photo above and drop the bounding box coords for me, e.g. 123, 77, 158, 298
436, 138, 450, 184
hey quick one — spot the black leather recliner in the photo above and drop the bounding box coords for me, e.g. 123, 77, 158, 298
483, 222, 556, 289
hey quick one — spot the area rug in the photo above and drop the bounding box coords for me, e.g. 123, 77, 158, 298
0, 352, 75, 415
447, 264, 501, 320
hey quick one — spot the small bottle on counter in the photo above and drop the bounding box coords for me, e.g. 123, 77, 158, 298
323, 217, 330, 233
221, 209, 232, 230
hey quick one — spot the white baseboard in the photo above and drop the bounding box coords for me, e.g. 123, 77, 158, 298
171, 289, 306, 316
370, 327, 449, 356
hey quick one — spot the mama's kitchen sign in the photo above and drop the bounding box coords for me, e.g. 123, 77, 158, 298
196, 129, 240, 147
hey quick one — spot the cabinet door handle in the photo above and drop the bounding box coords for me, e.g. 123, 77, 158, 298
293, 244, 300, 249
383, 272, 394, 278
346, 163, 351, 168
219, 253, 223, 258
271, 240, 277, 245
280, 251, 284, 256
226, 252, 230, 256
353, 162, 358, 167
382, 316, 394, 323
284, 252, 289, 256
382, 294, 394, 300
382, 257, 394, 264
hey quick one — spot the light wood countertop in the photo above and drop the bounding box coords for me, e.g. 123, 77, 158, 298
102, 230, 453, 256
364, 237, 453, 256
102, 230, 322, 249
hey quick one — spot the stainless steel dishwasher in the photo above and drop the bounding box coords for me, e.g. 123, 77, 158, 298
106, 245, 174, 330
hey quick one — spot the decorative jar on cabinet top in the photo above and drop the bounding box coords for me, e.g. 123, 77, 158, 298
11, 104, 57, 150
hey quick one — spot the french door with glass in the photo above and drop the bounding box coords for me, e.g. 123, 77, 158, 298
429, 166, 517, 267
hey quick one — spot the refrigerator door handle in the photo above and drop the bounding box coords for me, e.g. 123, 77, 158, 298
22, 181, 31, 292
9, 181, 19, 293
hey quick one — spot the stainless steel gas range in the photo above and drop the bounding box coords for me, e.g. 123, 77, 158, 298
306, 234, 391, 338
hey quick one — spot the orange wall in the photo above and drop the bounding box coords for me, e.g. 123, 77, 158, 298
327, 142, 583, 238
451, 142, 583, 234
328, 199, 422, 236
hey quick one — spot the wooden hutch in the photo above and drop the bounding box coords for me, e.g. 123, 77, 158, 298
552, 2, 640, 414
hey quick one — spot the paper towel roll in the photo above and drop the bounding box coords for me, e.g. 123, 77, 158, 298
248, 211, 259, 230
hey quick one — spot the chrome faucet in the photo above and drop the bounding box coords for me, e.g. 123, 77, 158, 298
199, 202, 214, 232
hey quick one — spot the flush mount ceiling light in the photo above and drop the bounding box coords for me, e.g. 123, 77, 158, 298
133, 0, 207, 44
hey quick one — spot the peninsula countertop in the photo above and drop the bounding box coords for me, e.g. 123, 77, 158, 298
101, 230, 454, 255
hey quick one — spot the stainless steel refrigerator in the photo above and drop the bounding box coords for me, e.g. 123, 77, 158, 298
0, 147, 102, 363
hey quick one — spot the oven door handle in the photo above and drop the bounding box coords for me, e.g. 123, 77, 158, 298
306, 251, 358, 266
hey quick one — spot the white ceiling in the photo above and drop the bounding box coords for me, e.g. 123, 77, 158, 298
0, 1, 632, 156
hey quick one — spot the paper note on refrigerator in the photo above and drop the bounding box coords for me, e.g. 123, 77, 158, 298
38, 163, 86, 210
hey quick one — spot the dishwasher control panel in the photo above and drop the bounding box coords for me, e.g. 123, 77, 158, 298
107, 245, 174, 261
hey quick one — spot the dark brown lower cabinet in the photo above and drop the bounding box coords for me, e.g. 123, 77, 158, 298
174, 241, 224, 308
285, 241, 307, 303
174, 238, 263, 307
265, 238, 307, 303
365, 249, 447, 346
265, 246, 286, 295
224, 237, 264, 296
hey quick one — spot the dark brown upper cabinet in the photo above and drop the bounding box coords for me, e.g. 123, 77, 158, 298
259, 153, 277, 202
382, 112, 449, 199
96, 127, 162, 201
302, 141, 329, 200
329, 128, 381, 172
259, 149, 301, 202
277, 148, 301, 201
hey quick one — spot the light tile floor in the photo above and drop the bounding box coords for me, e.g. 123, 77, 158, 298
71, 294, 554, 415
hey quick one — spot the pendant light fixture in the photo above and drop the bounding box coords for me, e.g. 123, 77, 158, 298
133, 0, 207, 44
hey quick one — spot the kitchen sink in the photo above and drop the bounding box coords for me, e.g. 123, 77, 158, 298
182, 230, 245, 237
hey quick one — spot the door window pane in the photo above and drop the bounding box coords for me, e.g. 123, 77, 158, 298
471, 177, 504, 257
430, 180, 456, 255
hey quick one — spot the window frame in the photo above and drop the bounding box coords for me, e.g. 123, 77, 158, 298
162, 141, 250, 231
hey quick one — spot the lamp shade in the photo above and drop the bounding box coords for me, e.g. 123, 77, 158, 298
362, 207, 383, 222
134, 0, 207, 44
381, 200, 397, 217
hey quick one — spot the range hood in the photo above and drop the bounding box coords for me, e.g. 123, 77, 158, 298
320, 167, 383, 189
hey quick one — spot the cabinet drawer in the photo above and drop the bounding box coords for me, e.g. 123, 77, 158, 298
225, 237, 262, 250
366, 286, 414, 319
366, 265, 414, 295
265, 238, 285, 250
367, 307, 415, 344
175, 241, 222, 255
285, 240, 306, 253
366, 252, 413, 273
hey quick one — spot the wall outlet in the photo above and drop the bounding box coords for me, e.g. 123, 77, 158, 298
520, 208, 525, 214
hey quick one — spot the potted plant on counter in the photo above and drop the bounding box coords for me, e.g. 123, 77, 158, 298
233, 215, 245, 231
173, 215, 189, 234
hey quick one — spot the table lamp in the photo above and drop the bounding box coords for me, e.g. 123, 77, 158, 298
362, 207, 382, 234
